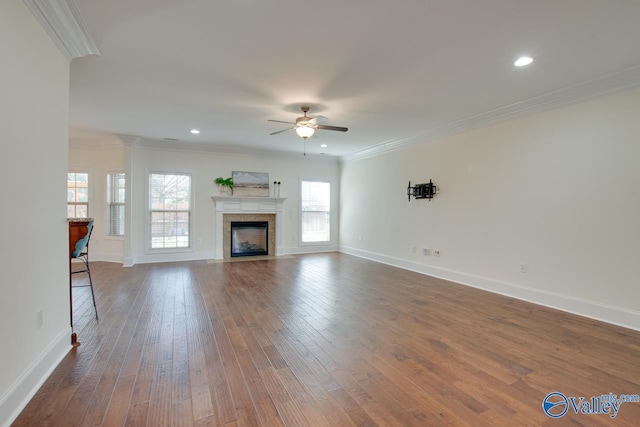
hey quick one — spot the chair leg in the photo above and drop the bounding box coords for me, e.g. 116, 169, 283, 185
83, 256, 98, 320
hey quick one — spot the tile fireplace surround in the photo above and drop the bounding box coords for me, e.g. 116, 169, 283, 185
211, 196, 287, 260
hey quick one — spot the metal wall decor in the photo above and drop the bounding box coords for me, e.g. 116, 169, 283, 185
407, 180, 438, 201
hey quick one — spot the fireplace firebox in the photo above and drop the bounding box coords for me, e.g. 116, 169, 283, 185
230, 221, 269, 257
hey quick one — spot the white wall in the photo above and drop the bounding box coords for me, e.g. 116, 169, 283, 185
129, 146, 340, 265
68, 140, 341, 265
69, 137, 125, 263
0, 1, 72, 425
340, 86, 640, 330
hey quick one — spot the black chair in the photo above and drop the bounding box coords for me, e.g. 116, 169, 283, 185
71, 220, 98, 319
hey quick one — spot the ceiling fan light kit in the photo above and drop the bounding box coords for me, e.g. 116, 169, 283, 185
295, 125, 315, 139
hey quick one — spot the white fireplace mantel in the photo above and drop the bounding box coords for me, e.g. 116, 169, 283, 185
211, 196, 287, 259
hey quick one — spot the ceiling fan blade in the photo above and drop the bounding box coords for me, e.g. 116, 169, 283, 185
309, 115, 328, 124
316, 124, 348, 132
270, 127, 293, 135
268, 119, 295, 125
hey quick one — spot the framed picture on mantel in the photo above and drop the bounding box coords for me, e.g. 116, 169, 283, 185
232, 171, 270, 197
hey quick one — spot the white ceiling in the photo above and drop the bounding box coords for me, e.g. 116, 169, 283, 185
69, 0, 640, 159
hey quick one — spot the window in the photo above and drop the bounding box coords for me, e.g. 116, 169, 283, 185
301, 180, 330, 243
67, 172, 89, 218
149, 172, 191, 249
107, 173, 125, 236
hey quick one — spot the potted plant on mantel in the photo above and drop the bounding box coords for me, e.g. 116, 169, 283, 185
214, 177, 233, 196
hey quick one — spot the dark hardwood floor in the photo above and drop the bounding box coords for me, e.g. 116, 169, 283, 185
13, 253, 640, 426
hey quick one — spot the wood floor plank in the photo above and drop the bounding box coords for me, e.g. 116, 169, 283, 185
171, 275, 192, 408
12, 254, 640, 426
172, 399, 195, 427
275, 367, 334, 427
101, 374, 136, 427
124, 400, 149, 427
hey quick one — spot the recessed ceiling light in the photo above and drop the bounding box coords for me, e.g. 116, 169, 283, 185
320, 144, 328, 148
190, 129, 200, 134
514, 56, 533, 67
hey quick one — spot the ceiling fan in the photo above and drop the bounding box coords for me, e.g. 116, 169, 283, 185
268, 106, 348, 140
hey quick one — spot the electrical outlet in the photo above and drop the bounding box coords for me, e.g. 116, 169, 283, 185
520, 263, 528, 273
423, 248, 431, 256
358, 235, 362, 242
412, 246, 417, 254
197, 238, 202, 244
433, 249, 441, 256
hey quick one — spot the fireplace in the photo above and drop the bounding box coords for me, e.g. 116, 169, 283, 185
212, 196, 285, 260
230, 221, 268, 257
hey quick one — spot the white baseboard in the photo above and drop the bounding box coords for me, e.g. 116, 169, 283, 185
284, 245, 340, 255
90, 251, 123, 264
122, 247, 340, 266
126, 250, 216, 266
0, 327, 71, 427
340, 245, 640, 332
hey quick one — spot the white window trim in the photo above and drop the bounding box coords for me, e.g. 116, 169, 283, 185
145, 169, 195, 254
299, 178, 332, 247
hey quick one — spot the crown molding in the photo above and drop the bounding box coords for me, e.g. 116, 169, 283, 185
72, 131, 338, 162
120, 137, 339, 162
68, 138, 123, 150
24, 0, 100, 61
115, 134, 142, 147
341, 64, 640, 163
